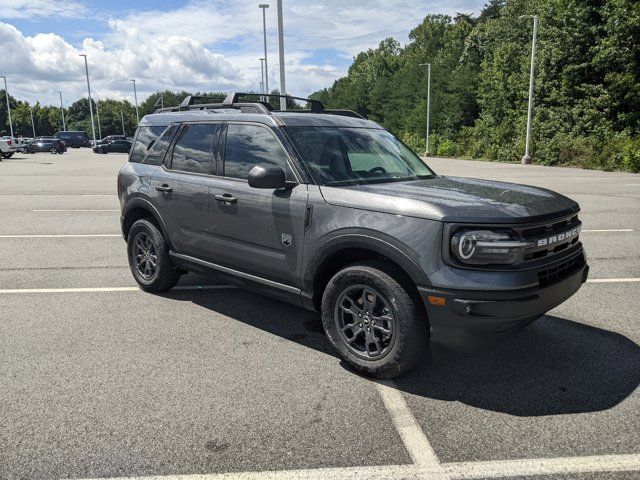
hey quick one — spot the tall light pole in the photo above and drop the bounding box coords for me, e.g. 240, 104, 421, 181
276, 0, 286, 110
419, 63, 431, 156
259, 4, 270, 95
79, 54, 96, 144
131, 79, 139, 124
520, 14, 538, 165
95, 97, 102, 140
1, 76, 14, 139
120, 109, 125, 136
29, 106, 36, 137
58, 91, 66, 130
259, 57, 266, 99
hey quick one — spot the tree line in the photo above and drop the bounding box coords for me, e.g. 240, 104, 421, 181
310, 0, 640, 172
0, 90, 296, 140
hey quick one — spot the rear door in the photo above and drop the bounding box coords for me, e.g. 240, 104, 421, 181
207, 122, 308, 287
151, 122, 220, 260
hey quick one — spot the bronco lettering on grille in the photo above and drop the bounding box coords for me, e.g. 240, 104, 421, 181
537, 226, 581, 247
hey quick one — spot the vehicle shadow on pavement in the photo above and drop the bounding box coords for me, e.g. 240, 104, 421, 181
397, 315, 640, 416
163, 285, 337, 357
163, 287, 640, 417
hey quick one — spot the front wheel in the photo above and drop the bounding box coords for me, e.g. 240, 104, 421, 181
127, 218, 179, 292
321, 261, 428, 378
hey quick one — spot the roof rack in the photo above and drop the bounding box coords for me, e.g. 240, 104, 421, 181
154, 92, 364, 119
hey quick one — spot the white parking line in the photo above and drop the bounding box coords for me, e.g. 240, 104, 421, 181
67, 453, 640, 480
0, 234, 121, 238
444, 453, 640, 478
587, 278, 640, 283
582, 229, 634, 232
33, 209, 119, 212
0, 285, 236, 294
375, 380, 444, 472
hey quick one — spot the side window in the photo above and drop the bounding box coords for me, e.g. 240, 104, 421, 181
224, 124, 292, 180
142, 125, 178, 166
170, 124, 218, 174
130, 126, 170, 164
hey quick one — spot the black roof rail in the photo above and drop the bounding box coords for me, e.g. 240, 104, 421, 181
153, 92, 364, 119
225, 92, 325, 112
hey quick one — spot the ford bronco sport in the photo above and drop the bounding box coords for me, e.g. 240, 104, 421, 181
118, 93, 589, 378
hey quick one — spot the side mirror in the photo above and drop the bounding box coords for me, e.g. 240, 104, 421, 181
248, 165, 287, 189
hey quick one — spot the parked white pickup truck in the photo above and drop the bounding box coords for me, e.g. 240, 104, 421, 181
0, 137, 14, 159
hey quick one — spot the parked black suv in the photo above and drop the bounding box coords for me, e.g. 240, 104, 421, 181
55, 131, 90, 148
118, 93, 588, 378
93, 138, 132, 154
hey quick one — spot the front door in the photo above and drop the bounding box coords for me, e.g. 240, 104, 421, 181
207, 123, 308, 287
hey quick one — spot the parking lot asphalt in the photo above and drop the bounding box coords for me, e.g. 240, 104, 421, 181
0, 150, 639, 480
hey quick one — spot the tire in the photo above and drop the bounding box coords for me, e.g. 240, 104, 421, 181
1, 152, 13, 159
127, 218, 179, 292
321, 260, 428, 378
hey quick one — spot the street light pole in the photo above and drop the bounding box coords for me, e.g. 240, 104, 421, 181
131, 79, 139, 124
276, 0, 286, 110
259, 4, 270, 95
520, 14, 538, 165
79, 54, 97, 144
419, 63, 431, 156
120, 109, 125, 136
58, 91, 66, 130
95, 97, 102, 140
259, 57, 266, 99
29, 106, 36, 137
1, 76, 14, 139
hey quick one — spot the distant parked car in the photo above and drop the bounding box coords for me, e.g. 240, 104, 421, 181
55, 131, 90, 148
96, 135, 127, 145
0, 137, 13, 159
93, 139, 132, 154
24, 137, 67, 154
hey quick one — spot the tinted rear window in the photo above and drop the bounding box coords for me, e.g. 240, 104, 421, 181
141, 125, 178, 165
170, 124, 218, 174
129, 126, 169, 164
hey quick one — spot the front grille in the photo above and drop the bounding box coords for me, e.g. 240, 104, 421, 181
538, 253, 585, 287
520, 214, 582, 262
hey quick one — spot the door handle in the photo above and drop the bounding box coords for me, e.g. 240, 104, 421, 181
213, 193, 237, 204
155, 184, 173, 193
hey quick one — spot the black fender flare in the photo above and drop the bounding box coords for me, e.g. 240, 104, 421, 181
302, 230, 432, 297
121, 197, 172, 248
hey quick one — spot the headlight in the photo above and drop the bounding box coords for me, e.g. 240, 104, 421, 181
450, 229, 530, 265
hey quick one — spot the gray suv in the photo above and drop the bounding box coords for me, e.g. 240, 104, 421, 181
118, 93, 588, 378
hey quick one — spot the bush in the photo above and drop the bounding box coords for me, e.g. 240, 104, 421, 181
399, 131, 425, 155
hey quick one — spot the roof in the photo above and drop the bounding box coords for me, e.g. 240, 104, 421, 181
139, 109, 381, 129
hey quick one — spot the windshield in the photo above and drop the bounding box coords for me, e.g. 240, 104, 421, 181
285, 127, 435, 186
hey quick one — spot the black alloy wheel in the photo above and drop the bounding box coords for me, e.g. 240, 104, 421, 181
334, 284, 395, 359
133, 232, 158, 281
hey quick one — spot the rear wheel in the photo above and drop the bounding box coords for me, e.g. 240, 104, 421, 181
127, 218, 179, 292
321, 261, 428, 378
1, 152, 13, 159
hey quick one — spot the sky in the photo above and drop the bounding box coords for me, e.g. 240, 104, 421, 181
0, 0, 485, 107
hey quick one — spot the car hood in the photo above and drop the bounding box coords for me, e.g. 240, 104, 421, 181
319, 176, 579, 223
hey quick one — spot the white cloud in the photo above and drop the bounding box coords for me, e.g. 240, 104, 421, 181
0, 0, 485, 106
0, 0, 87, 19
0, 21, 247, 106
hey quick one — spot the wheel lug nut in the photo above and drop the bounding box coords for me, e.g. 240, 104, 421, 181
367, 327, 371, 332
359, 323, 363, 327
358, 313, 362, 318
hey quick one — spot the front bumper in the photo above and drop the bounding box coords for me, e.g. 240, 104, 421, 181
418, 261, 589, 346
